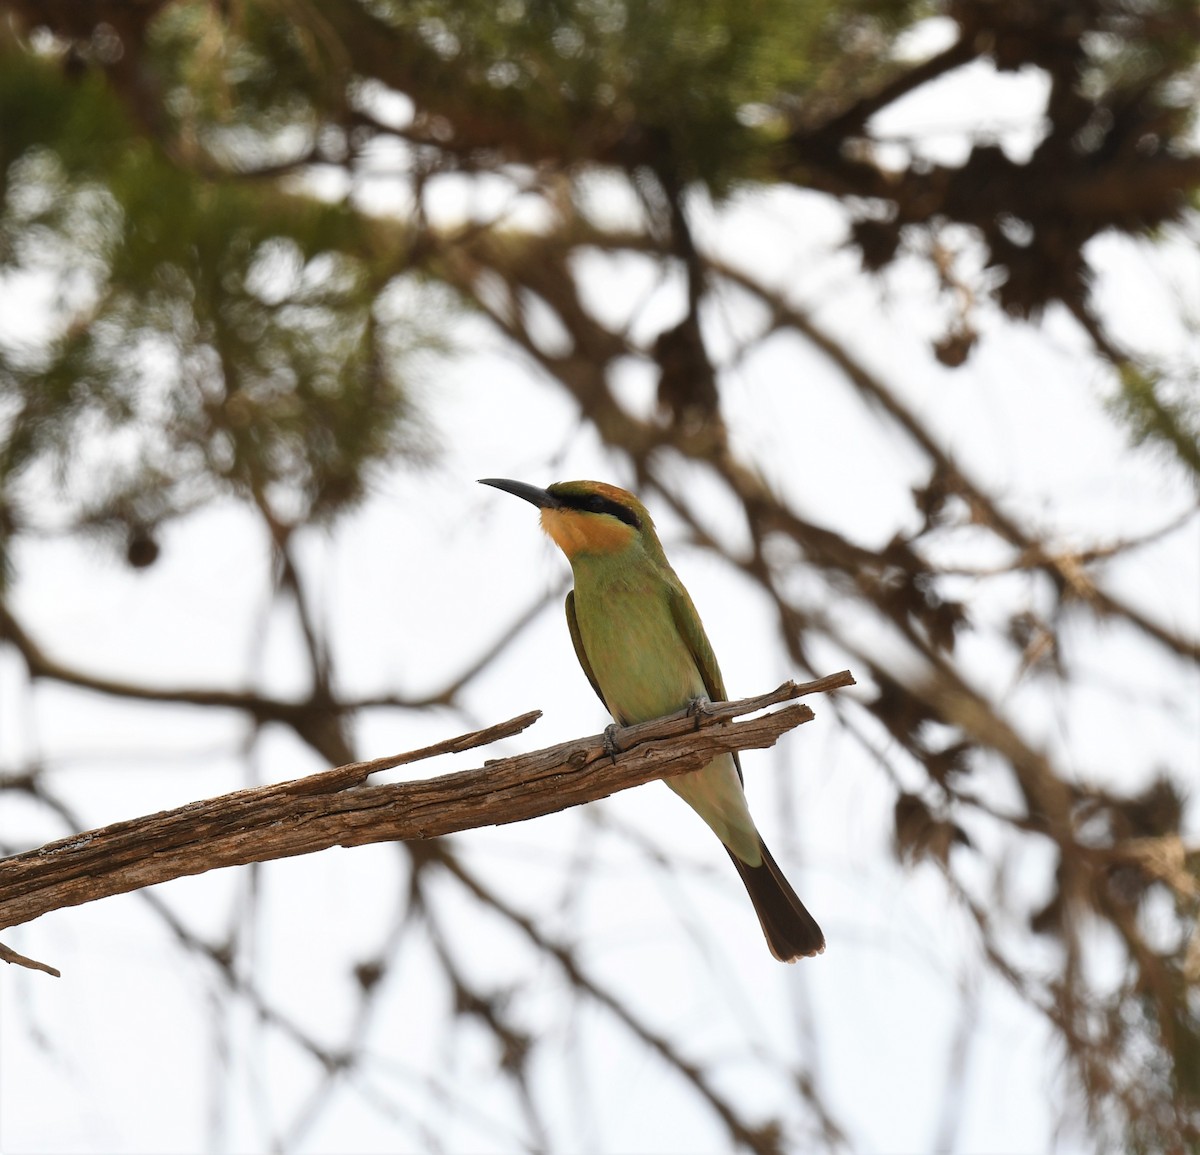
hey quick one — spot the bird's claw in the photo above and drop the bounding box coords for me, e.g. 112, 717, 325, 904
687, 694, 713, 729
603, 722, 624, 762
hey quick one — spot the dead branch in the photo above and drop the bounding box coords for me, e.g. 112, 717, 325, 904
0, 672, 854, 973
0, 940, 62, 978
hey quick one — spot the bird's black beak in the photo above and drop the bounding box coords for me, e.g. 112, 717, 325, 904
478, 478, 561, 509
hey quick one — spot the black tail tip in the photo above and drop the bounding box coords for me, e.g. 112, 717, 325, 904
727, 840, 825, 963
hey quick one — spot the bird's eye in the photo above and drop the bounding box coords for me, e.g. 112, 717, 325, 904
560, 490, 640, 528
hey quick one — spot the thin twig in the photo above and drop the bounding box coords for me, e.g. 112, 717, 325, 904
0, 940, 60, 977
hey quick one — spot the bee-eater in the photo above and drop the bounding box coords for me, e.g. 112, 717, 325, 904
479, 478, 824, 961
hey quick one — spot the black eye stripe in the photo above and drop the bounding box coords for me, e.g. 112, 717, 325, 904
558, 492, 641, 528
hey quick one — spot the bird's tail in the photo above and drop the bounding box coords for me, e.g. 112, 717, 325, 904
727, 838, 825, 962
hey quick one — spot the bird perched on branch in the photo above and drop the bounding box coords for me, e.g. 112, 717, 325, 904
479, 478, 824, 962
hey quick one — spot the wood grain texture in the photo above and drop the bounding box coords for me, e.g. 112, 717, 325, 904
0, 672, 854, 965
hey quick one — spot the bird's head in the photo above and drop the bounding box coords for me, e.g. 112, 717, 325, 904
478, 478, 655, 559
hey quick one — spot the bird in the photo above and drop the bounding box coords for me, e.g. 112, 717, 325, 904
479, 477, 824, 961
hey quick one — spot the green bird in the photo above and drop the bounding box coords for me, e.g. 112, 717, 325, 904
479, 478, 825, 962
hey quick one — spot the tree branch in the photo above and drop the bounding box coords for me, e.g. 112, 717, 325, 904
0, 673, 855, 971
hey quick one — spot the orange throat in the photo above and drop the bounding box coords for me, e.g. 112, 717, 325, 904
540, 507, 635, 558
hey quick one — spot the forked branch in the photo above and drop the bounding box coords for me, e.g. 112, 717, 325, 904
0, 672, 855, 974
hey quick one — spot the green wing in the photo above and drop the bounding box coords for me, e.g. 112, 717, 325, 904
565, 590, 608, 711
668, 583, 744, 781
668, 584, 727, 703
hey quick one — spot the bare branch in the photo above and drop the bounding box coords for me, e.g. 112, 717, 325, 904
0, 940, 61, 978
434, 842, 793, 1155
0, 600, 322, 724
0, 674, 854, 962
0, 593, 571, 725
708, 258, 1200, 663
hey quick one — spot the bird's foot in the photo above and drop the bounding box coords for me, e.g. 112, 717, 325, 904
687, 694, 713, 729
602, 722, 624, 762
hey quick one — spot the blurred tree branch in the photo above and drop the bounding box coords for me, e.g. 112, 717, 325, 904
1, 0, 1197, 1149
0, 673, 852, 964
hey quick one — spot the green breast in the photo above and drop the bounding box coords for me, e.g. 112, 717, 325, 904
570, 563, 705, 724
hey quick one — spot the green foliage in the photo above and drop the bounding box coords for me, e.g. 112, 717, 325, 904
4, 0, 1196, 570
149, 0, 343, 165
302, 0, 929, 187
1110, 363, 1200, 487
0, 0, 947, 569
0, 31, 427, 566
